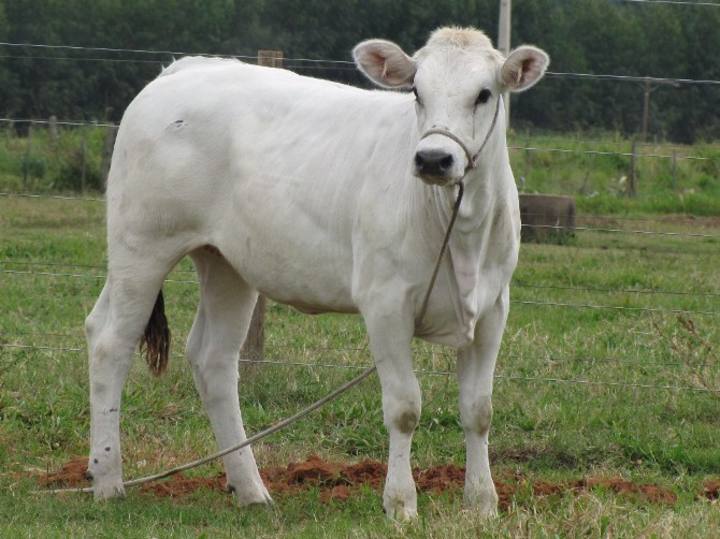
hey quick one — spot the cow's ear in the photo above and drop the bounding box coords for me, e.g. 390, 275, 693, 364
353, 39, 416, 89
500, 46, 549, 93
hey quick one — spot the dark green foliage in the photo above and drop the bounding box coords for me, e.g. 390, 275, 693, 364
0, 1, 718, 142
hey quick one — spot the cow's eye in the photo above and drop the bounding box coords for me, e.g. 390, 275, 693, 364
476, 89, 492, 106
412, 86, 422, 106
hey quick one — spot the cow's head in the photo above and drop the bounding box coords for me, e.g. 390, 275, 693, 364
354, 27, 549, 185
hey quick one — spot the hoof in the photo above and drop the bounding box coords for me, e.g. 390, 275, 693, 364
386, 505, 418, 522
92, 479, 126, 500
384, 496, 418, 521
463, 485, 498, 518
230, 481, 273, 507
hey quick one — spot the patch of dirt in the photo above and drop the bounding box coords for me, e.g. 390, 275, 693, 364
35, 454, 678, 507
141, 474, 224, 497
532, 480, 566, 497
38, 456, 89, 488
578, 477, 677, 505
701, 480, 720, 501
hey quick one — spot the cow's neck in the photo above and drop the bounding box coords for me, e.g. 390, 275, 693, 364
425, 130, 510, 238
422, 129, 515, 339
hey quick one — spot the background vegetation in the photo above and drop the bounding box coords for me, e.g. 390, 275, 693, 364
2, 125, 719, 217
0, 0, 719, 142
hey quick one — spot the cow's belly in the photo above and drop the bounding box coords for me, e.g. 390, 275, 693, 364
212, 182, 358, 314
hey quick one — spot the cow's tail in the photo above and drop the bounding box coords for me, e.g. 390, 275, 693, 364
140, 289, 171, 376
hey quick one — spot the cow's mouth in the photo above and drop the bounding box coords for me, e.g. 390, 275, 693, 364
414, 169, 461, 186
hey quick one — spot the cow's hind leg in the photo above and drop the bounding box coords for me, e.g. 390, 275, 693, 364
86, 256, 174, 499
186, 248, 271, 506
456, 289, 509, 517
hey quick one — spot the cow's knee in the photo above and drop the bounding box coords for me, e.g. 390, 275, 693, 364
460, 394, 493, 435
384, 392, 421, 434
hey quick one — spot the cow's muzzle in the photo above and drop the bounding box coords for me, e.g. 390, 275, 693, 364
414, 96, 503, 185
414, 150, 455, 180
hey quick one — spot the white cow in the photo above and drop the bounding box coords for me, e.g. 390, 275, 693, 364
85, 27, 548, 519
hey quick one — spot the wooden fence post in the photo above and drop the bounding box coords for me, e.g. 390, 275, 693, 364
628, 139, 638, 197
22, 124, 33, 189
671, 150, 677, 191
257, 49, 283, 68
240, 295, 266, 364
240, 48, 284, 367
80, 133, 87, 193
49, 115, 58, 144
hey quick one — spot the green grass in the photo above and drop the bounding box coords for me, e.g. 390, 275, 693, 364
0, 126, 107, 193
509, 132, 720, 216
1, 194, 719, 537
1, 126, 719, 215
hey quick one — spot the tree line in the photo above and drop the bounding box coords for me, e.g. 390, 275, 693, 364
1, 0, 718, 143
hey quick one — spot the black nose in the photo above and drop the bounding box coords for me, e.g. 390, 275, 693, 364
414, 150, 454, 176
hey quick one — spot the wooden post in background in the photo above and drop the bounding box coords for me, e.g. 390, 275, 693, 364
240, 48, 283, 367
49, 115, 58, 144
628, 139, 638, 197
498, 0, 512, 127
80, 133, 87, 193
240, 295, 266, 364
641, 79, 652, 143
258, 49, 283, 68
22, 124, 33, 189
671, 150, 678, 191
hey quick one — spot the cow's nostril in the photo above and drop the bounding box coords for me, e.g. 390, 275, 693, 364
439, 155, 453, 170
415, 150, 453, 176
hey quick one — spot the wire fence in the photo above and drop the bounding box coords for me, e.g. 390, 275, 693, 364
2, 266, 719, 310
2, 342, 718, 395
4, 260, 719, 298
2, 40, 720, 86
0, 116, 716, 163
1, 38, 719, 401
622, 0, 720, 7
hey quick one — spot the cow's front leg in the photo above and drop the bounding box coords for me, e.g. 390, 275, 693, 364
363, 305, 419, 521
456, 288, 509, 517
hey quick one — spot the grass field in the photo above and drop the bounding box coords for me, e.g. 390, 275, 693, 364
1, 190, 719, 536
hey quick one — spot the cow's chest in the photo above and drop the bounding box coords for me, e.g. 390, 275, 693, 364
415, 261, 510, 348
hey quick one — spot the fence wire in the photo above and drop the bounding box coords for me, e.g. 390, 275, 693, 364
2, 194, 718, 239
2, 268, 717, 316
2, 40, 720, 86
4, 335, 716, 370
1, 116, 715, 162
2, 267, 718, 314
4, 263, 717, 298
2, 341, 718, 394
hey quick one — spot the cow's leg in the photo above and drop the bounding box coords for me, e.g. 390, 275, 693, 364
363, 303, 419, 520
185, 249, 271, 506
86, 258, 173, 499
456, 288, 509, 517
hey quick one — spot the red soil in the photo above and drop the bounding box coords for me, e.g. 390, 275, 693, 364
579, 477, 677, 505
36, 454, 681, 507
38, 456, 90, 488
701, 480, 720, 501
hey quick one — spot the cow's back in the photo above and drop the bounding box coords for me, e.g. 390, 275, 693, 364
107, 57, 417, 313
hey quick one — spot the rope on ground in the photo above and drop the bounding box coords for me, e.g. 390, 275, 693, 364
36, 365, 378, 495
